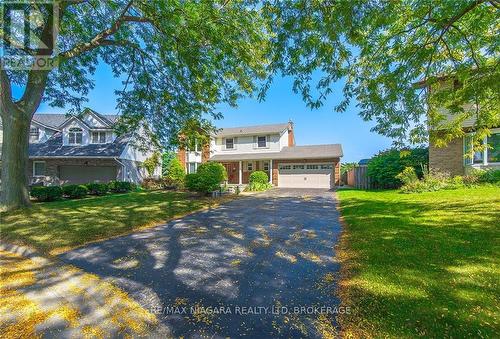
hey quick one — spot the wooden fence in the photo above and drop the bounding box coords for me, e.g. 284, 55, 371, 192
346, 166, 373, 189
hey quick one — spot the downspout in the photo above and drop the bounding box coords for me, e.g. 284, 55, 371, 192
113, 157, 126, 181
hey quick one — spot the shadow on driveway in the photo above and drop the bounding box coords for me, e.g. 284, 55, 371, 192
60, 188, 342, 338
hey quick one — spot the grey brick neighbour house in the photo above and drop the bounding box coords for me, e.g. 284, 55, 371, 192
0, 108, 161, 186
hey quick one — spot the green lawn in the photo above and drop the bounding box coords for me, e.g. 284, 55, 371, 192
336, 186, 500, 338
0, 191, 224, 255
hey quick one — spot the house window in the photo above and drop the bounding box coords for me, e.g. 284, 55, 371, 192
279, 164, 291, 170
320, 164, 333, 170
246, 162, 253, 171
187, 162, 199, 174
225, 138, 234, 149
464, 131, 500, 165
30, 127, 40, 141
263, 161, 270, 171
292, 164, 304, 170
487, 133, 500, 163
306, 164, 319, 170
68, 127, 83, 145
257, 136, 267, 148
91, 131, 106, 144
33, 161, 46, 177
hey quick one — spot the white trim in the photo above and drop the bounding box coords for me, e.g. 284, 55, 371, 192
32, 161, 46, 177
84, 110, 113, 128
90, 131, 107, 144
464, 128, 500, 166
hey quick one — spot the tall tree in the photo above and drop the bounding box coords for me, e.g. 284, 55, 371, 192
264, 0, 499, 147
0, 0, 269, 209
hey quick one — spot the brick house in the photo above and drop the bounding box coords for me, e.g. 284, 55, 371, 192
0, 108, 161, 185
423, 80, 500, 175
178, 122, 343, 189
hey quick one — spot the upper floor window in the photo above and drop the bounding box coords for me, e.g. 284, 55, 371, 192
29, 127, 40, 141
69, 127, 83, 145
91, 131, 106, 144
225, 138, 234, 149
257, 136, 267, 148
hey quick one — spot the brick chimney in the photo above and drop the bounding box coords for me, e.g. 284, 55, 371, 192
287, 120, 295, 147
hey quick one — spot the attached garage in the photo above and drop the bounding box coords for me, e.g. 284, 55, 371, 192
59, 165, 117, 184
278, 163, 333, 189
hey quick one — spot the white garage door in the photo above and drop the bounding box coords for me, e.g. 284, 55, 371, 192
59, 165, 117, 184
278, 163, 333, 189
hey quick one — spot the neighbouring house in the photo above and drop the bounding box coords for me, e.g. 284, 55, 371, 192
0, 108, 161, 185
420, 79, 500, 176
178, 121, 343, 189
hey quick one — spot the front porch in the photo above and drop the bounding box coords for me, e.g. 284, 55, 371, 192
221, 160, 273, 185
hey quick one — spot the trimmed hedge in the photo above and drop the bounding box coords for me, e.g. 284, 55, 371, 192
185, 162, 227, 193
30, 186, 63, 202
185, 173, 200, 192
86, 182, 109, 195
247, 171, 272, 191
62, 184, 89, 199
109, 180, 133, 193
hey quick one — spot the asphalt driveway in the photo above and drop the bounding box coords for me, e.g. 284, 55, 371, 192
60, 188, 342, 338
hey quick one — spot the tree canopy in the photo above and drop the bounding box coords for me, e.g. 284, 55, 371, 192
264, 0, 499, 147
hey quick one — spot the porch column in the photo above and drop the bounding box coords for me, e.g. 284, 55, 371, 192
269, 159, 273, 184
238, 161, 242, 185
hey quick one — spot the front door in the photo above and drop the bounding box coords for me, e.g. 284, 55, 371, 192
222, 162, 239, 184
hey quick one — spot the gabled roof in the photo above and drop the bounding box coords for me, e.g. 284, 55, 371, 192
31, 112, 120, 130
215, 123, 290, 137
209, 144, 343, 161
29, 132, 130, 158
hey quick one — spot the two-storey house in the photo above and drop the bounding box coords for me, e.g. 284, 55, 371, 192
418, 78, 500, 175
0, 108, 161, 185
178, 121, 343, 189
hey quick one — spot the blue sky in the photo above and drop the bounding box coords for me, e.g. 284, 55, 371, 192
28, 62, 392, 163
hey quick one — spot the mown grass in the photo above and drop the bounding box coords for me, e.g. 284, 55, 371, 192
0, 191, 225, 255
336, 186, 500, 338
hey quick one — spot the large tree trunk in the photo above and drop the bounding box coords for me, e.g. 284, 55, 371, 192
0, 109, 32, 209
1, 67, 48, 210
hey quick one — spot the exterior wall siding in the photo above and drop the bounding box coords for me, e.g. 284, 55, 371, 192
429, 137, 464, 176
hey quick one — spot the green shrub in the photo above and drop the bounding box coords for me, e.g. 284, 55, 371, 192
62, 184, 88, 199
142, 151, 161, 177
109, 180, 133, 193
185, 173, 200, 192
196, 162, 227, 193
478, 169, 500, 183
368, 148, 428, 188
247, 171, 272, 191
396, 167, 418, 186
86, 182, 109, 195
249, 171, 269, 184
165, 157, 185, 188
30, 186, 63, 202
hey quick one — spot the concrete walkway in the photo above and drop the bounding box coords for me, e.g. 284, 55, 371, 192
60, 188, 343, 338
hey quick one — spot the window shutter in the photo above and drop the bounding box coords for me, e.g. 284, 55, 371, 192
253, 136, 257, 149
266, 135, 270, 147
222, 138, 226, 150
234, 137, 237, 150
